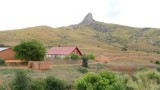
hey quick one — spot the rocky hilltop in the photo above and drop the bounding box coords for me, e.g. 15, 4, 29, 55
79, 13, 94, 25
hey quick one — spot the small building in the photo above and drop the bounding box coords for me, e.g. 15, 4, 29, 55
0, 47, 15, 60
46, 47, 82, 60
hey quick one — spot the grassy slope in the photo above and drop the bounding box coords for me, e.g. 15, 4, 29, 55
90, 21, 160, 52
0, 25, 115, 56
0, 21, 160, 55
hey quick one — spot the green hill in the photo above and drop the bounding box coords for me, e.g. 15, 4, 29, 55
0, 13, 160, 54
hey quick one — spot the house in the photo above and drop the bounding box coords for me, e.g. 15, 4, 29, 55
0, 47, 15, 60
46, 47, 82, 59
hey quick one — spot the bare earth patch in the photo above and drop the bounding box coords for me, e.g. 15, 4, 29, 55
96, 55, 111, 62
0, 80, 3, 85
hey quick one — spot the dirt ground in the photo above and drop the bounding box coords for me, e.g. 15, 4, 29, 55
0, 80, 3, 85
95, 54, 158, 75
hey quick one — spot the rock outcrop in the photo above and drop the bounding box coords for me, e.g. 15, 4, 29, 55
79, 13, 94, 25
79, 13, 109, 32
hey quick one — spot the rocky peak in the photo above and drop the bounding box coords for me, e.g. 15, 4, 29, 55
79, 13, 94, 25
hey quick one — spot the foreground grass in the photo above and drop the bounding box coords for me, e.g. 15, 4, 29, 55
0, 62, 159, 90
0, 61, 158, 85
0, 65, 84, 85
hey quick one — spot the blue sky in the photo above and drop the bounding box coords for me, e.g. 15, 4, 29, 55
0, 0, 160, 30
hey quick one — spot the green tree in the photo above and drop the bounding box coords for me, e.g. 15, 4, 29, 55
13, 40, 46, 61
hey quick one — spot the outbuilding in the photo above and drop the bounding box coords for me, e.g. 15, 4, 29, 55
0, 47, 15, 60
46, 47, 82, 60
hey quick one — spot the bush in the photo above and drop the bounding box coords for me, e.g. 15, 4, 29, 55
64, 55, 70, 60
157, 67, 160, 72
75, 71, 128, 90
77, 67, 88, 73
155, 61, 160, 65
0, 58, 5, 65
45, 76, 65, 90
82, 55, 89, 68
10, 70, 31, 90
137, 66, 148, 71
87, 54, 95, 60
31, 79, 45, 90
126, 70, 160, 90
70, 53, 79, 60
122, 46, 128, 51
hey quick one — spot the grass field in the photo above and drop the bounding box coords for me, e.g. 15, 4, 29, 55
0, 54, 159, 86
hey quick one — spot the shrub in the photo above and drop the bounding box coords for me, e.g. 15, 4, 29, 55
64, 55, 70, 60
155, 61, 160, 65
45, 76, 65, 90
137, 66, 148, 71
31, 79, 45, 90
70, 53, 79, 60
157, 67, 160, 72
77, 67, 88, 73
74, 71, 128, 90
87, 54, 95, 60
122, 47, 127, 51
10, 70, 31, 90
82, 55, 89, 68
126, 70, 160, 90
0, 58, 5, 65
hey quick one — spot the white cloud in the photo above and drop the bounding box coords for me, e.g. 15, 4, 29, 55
0, 0, 160, 30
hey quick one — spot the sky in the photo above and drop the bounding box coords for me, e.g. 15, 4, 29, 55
0, 0, 160, 31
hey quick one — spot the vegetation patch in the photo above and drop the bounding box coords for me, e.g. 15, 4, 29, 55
10, 70, 32, 90
126, 70, 160, 90
77, 67, 88, 74
0, 68, 32, 74
70, 53, 79, 60
155, 61, 160, 65
13, 39, 46, 61
157, 67, 160, 72
31, 79, 45, 90
74, 71, 128, 90
45, 76, 65, 90
87, 54, 95, 60
137, 66, 148, 71
0, 58, 5, 65
82, 55, 89, 68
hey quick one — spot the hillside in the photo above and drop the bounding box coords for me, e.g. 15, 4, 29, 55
0, 13, 160, 54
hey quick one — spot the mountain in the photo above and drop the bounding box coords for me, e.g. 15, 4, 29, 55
0, 13, 160, 54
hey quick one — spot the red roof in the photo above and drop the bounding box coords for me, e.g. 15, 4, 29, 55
47, 47, 82, 55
